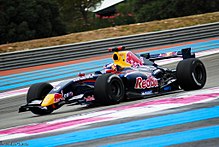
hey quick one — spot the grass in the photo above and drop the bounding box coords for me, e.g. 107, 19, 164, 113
0, 12, 219, 53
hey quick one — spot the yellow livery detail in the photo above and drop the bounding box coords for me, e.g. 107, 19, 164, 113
41, 94, 55, 107
112, 51, 132, 67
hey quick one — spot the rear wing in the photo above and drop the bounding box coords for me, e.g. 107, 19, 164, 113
140, 48, 195, 62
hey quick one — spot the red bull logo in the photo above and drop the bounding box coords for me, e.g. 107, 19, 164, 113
126, 52, 143, 67
134, 76, 158, 89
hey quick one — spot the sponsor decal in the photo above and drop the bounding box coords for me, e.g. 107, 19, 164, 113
54, 91, 74, 103
68, 94, 84, 101
54, 93, 64, 103
135, 76, 158, 89
84, 95, 95, 102
141, 90, 153, 95
159, 52, 177, 57
126, 52, 143, 67
63, 92, 74, 98
164, 86, 171, 91
72, 74, 94, 82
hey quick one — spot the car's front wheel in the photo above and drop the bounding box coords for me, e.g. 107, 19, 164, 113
94, 73, 125, 105
27, 82, 54, 115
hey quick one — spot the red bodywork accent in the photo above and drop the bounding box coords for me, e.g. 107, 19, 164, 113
106, 69, 114, 73
82, 80, 96, 83
84, 95, 95, 102
117, 46, 124, 51
108, 46, 125, 52
54, 93, 63, 103
78, 73, 85, 77
126, 52, 143, 67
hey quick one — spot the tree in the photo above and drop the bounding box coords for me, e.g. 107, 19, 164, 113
0, 0, 66, 44
115, 0, 136, 25
124, 0, 219, 23
57, 0, 101, 32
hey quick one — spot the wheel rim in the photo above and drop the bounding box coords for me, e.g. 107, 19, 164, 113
194, 65, 204, 82
110, 80, 122, 97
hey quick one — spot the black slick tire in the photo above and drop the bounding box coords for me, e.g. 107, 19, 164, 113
94, 73, 125, 105
176, 58, 206, 91
27, 82, 54, 115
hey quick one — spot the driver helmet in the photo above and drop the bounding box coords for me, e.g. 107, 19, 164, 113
103, 63, 121, 73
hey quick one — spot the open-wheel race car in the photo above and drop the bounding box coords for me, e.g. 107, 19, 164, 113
19, 46, 206, 115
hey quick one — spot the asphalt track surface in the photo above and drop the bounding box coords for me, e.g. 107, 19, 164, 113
0, 53, 219, 146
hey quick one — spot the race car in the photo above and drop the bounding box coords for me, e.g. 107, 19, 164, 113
19, 46, 206, 115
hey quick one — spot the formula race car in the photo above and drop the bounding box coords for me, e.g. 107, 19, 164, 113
19, 46, 206, 115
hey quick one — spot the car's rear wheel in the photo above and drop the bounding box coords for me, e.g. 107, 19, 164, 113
94, 73, 125, 105
176, 58, 206, 91
27, 82, 54, 115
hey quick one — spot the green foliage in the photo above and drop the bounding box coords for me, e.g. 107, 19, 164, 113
0, 0, 66, 44
57, 0, 101, 32
1, 0, 219, 45
93, 0, 219, 31
115, 1, 136, 25
131, 0, 219, 22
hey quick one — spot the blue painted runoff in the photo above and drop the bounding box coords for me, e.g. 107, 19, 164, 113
104, 125, 219, 147
0, 38, 219, 91
22, 105, 219, 147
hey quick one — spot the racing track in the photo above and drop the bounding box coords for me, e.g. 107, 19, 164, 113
0, 53, 219, 146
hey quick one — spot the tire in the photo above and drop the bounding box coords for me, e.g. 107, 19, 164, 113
27, 82, 54, 115
94, 73, 125, 105
176, 58, 206, 91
